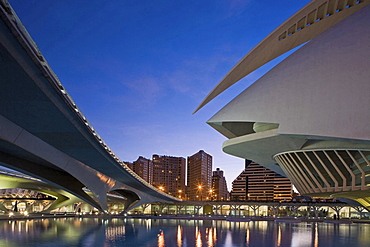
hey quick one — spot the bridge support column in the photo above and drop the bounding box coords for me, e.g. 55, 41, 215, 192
176, 205, 185, 215
155, 203, 167, 215
289, 206, 299, 217
249, 205, 260, 216
140, 203, 150, 214
352, 206, 368, 219
0, 200, 8, 212
329, 205, 344, 219
229, 205, 241, 216
270, 205, 280, 217
310, 206, 322, 219
213, 205, 222, 215
194, 205, 202, 215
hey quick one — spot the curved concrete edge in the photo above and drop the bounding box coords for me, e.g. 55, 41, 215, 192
0, 114, 178, 213
0, 174, 82, 212
221, 129, 307, 174
207, 5, 370, 142
0, 115, 113, 211
194, 0, 370, 113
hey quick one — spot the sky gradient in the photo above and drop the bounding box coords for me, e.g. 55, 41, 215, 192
9, 0, 311, 189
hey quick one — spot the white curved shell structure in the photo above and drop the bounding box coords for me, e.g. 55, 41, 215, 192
204, 1, 370, 208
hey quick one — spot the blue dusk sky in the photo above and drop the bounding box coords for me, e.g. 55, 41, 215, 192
9, 0, 311, 188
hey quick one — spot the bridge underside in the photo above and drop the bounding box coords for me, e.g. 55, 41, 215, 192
0, 1, 179, 213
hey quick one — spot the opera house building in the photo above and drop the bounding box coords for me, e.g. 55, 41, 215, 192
196, 0, 370, 209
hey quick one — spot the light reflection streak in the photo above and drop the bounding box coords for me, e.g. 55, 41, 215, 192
196, 226, 202, 247
177, 225, 182, 247
224, 230, 233, 246
314, 223, 318, 247
213, 227, 217, 245
246, 225, 250, 247
0, 218, 369, 246
206, 228, 214, 247
158, 229, 165, 247
146, 219, 151, 230
290, 226, 312, 247
105, 225, 126, 241
277, 225, 281, 247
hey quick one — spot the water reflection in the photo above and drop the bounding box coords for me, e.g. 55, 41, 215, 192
246, 225, 250, 246
314, 223, 318, 247
0, 218, 368, 246
277, 225, 281, 247
290, 226, 312, 247
158, 229, 165, 247
177, 225, 182, 247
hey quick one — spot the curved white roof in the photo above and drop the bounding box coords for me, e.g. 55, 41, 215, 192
209, 5, 370, 142
195, 0, 370, 113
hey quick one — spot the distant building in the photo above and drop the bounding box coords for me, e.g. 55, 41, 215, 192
133, 156, 153, 184
231, 160, 292, 201
152, 154, 186, 197
124, 161, 134, 171
187, 150, 212, 201
211, 168, 229, 201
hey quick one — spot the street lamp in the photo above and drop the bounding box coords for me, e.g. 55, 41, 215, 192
209, 189, 213, 201
197, 185, 202, 201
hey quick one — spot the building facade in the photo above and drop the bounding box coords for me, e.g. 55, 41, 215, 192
152, 155, 186, 197
124, 161, 134, 171
231, 160, 292, 201
132, 156, 153, 184
187, 150, 212, 201
211, 168, 229, 201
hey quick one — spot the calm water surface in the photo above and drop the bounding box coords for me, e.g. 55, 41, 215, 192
0, 217, 369, 247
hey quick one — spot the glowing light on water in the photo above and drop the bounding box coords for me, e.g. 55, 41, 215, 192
246, 225, 250, 246
277, 225, 281, 247
158, 229, 165, 247
290, 226, 312, 247
195, 226, 202, 247
177, 225, 182, 247
314, 223, 318, 247
0, 218, 367, 246
213, 227, 217, 245
206, 228, 213, 246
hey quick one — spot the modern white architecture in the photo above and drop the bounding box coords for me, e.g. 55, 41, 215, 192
197, 0, 370, 209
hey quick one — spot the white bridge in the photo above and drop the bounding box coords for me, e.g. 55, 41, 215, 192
0, 0, 180, 213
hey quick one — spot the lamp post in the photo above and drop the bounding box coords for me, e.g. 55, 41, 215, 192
197, 185, 202, 201
209, 189, 213, 201
159, 186, 165, 192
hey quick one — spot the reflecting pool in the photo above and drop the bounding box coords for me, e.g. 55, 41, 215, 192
0, 217, 369, 246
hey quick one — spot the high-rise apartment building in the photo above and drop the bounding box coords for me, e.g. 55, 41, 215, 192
124, 161, 134, 171
187, 150, 212, 201
231, 160, 292, 201
152, 154, 186, 197
211, 168, 229, 201
132, 156, 153, 184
